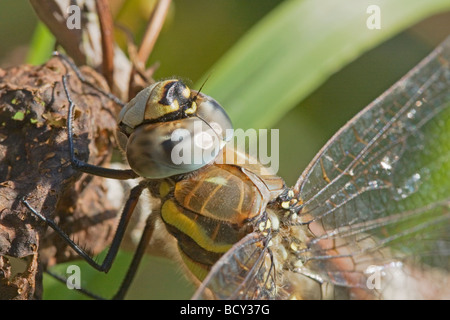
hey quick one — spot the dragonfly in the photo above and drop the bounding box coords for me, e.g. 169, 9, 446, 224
23, 37, 449, 300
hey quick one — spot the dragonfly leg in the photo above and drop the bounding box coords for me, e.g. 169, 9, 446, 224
21, 182, 146, 273
61, 74, 138, 180
44, 269, 106, 300
112, 210, 158, 300
53, 51, 125, 108
41, 203, 158, 300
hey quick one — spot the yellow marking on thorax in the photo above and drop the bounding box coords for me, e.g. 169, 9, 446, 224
179, 249, 210, 281
159, 181, 172, 198
161, 200, 233, 253
236, 179, 245, 214
204, 176, 228, 185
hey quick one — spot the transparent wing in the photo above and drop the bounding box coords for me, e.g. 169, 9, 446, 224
291, 37, 450, 299
191, 232, 280, 300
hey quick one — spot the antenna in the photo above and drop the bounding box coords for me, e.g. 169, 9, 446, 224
193, 73, 212, 102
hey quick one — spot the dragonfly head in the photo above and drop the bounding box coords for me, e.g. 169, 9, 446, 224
115, 79, 233, 179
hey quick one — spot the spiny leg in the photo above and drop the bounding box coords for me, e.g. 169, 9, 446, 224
54, 51, 125, 108
62, 74, 138, 180
44, 269, 106, 300
22, 182, 146, 272
112, 211, 158, 300
28, 51, 147, 298
41, 206, 158, 300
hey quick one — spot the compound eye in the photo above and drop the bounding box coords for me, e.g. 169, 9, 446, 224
125, 117, 227, 179
195, 93, 233, 142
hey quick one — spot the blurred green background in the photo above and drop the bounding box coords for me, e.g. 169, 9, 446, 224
0, 0, 449, 299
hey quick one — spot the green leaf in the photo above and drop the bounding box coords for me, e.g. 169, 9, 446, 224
199, 0, 450, 129
12, 111, 25, 121
26, 21, 55, 66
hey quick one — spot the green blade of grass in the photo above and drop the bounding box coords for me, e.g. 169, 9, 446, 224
26, 21, 55, 66
199, 0, 450, 129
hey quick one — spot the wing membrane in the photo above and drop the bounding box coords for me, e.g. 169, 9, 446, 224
292, 37, 450, 299
192, 232, 279, 300
193, 38, 450, 300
